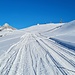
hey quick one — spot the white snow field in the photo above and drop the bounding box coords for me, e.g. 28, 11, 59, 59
0, 21, 75, 75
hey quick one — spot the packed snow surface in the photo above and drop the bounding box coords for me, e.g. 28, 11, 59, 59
0, 21, 75, 75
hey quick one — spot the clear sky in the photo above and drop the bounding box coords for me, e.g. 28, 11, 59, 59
0, 0, 75, 29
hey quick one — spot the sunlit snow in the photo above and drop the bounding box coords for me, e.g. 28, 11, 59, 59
0, 21, 75, 75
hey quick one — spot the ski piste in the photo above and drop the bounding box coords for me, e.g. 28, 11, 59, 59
0, 20, 75, 75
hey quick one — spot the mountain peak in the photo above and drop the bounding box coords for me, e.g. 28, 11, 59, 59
0, 23, 16, 31
3, 23, 10, 27
2, 23, 16, 30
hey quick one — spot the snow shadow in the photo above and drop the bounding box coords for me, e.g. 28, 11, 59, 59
49, 38, 75, 51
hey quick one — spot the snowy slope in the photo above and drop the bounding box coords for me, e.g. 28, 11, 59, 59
42, 20, 75, 43
53, 20, 75, 43
21, 23, 64, 33
0, 21, 75, 75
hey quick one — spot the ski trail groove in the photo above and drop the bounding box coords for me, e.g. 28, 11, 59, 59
0, 33, 75, 75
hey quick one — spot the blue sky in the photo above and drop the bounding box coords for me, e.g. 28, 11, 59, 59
0, 0, 75, 29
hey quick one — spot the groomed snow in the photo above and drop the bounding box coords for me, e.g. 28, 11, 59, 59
0, 21, 75, 75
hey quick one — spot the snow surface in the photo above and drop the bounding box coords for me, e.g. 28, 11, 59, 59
0, 21, 75, 75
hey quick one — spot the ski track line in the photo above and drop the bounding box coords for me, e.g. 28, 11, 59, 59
35, 39, 68, 75
40, 39, 75, 67
0, 33, 75, 75
33, 33, 74, 74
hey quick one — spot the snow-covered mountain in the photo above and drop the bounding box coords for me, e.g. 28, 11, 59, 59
0, 23, 16, 37
0, 21, 75, 75
0, 23, 16, 31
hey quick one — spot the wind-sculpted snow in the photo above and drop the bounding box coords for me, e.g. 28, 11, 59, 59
0, 33, 75, 75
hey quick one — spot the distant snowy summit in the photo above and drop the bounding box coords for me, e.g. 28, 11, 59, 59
0, 23, 16, 31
